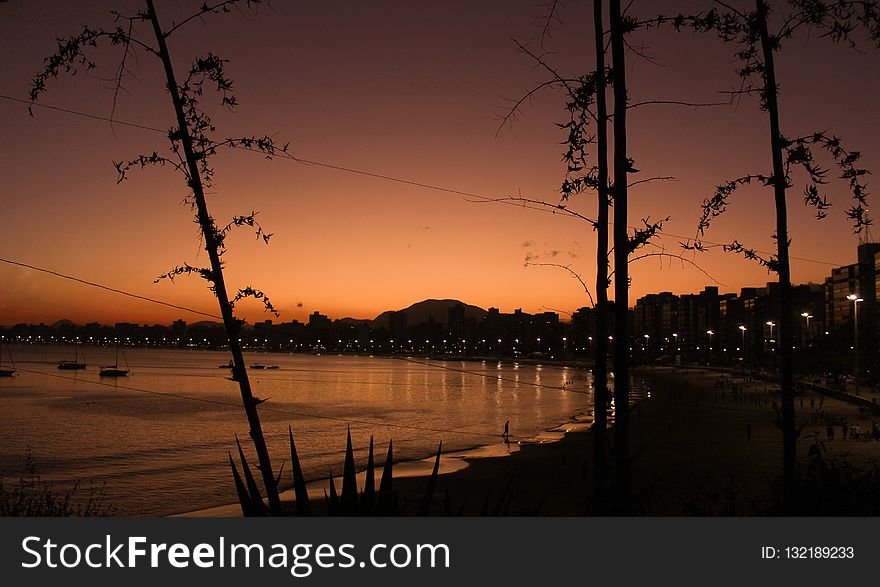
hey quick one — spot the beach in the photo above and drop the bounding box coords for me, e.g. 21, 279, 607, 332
202, 365, 880, 517
390, 366, 880, 516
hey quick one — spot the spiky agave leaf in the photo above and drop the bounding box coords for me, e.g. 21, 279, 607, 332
341, 426, 358, 515
443, 485, 453, 517
417, 441, 442, 517
289, 425, 311, 516
480, 491, 491, 517
328, 469, 339, 516
235, 435, 267, 516
361, 435, 376, 514
490, 474, 516, 517
376, 439, 394, 515
229, 451, 258, 517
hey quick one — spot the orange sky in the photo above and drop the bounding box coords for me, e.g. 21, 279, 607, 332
1, 1, 878, 326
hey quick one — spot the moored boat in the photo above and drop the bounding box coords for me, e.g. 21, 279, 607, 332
99, 340, 130, 377
58, 337, 87, 370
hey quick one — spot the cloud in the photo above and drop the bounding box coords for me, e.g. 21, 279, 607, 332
521, 240, 535, 248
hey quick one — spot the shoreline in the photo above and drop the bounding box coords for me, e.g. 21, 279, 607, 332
181, 364, 880, 516
177, 407, 595, 517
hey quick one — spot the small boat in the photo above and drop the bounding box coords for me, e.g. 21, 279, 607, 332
219, 360, 234, 369
58, 337, 87, 370
251, 363, 267, 369
58, 360, 86, 370
265, 365, 280, 370
0, 338, 15, 377
99, 340, 130, 377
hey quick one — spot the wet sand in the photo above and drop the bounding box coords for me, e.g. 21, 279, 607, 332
389, 365, 880, 516
183, 365, 880, 516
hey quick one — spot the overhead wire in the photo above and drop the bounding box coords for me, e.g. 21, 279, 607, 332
0, 257, 221, 320
0, 93, 847, 267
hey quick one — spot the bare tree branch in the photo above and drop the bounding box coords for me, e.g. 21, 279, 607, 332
537, 0, 564, 48
627, 175, 675, 188
512, 38, 575, 95
627, 99, 727, 109
163, 0, 263, 38
627, 251, 724, 285
495, 78, 579, 137
525, 261, 596, 307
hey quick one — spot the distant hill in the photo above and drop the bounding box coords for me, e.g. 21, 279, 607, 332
51, 319, 76, 329
336, 317, 371, 325
372, 299, 487, 329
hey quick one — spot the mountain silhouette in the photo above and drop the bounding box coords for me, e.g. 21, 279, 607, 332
372, 299, 487, 329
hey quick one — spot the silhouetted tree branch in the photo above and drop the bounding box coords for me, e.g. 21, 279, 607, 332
525, 261, 596, 306
28, 0, 285, 514
661, 0, 878, 495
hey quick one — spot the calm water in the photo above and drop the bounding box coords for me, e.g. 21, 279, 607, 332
0, 345, 617, 515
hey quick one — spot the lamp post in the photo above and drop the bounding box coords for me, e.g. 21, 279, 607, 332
739, 325, 747, 363
847, 294, 863, 391
766, 321, 775, 353
706, 330, 714, 364
800, 312, 812, 346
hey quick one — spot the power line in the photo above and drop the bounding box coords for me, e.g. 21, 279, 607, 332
1, 94, 167, 133
2, 93, 848, 267
0, 257, 221, 320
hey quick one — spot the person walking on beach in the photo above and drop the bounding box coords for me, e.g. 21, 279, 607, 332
503, 420, 510, 441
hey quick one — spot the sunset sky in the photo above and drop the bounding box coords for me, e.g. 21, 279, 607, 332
1, 0, 878, 326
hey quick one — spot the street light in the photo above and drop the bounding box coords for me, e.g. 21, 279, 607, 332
847, 294, 863, 388
800, 312, 813, 344
739, 325, 747, 361
766, 321, 775, 352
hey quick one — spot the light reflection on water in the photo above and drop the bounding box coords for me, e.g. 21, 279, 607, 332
0, 345, 610, 515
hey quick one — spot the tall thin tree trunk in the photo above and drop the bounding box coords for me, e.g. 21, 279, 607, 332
592, 0, 610, 513
756, 0, 796, 494
146, 0, 282, 515
609, 0, 631, 514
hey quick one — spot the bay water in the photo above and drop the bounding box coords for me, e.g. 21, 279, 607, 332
0, 345, 605, 515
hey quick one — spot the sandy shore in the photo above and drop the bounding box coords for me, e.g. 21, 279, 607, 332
183, 365, 880, 516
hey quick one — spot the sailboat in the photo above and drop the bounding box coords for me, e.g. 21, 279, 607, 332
58, 337, 87, 370
99, 340, 130, 377
0, 338, 16, 377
